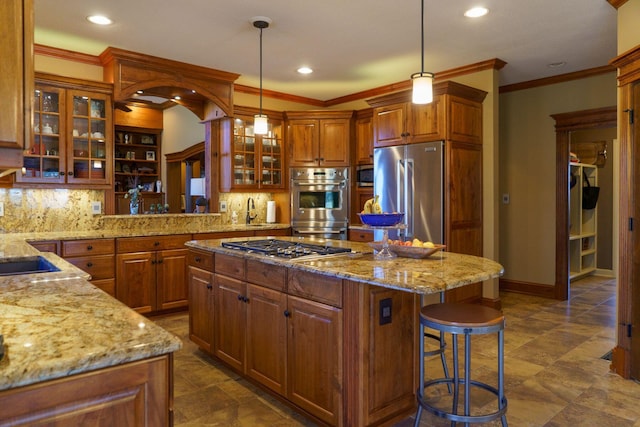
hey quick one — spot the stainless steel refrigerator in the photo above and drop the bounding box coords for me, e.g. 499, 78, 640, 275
373, 141, 444, 243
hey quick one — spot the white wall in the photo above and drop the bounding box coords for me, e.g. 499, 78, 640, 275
161, 105, 206, 186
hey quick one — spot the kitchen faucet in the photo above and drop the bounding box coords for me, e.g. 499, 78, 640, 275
246, 197, 257, 224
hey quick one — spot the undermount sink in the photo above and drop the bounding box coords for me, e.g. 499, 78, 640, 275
0, 256, 61, 276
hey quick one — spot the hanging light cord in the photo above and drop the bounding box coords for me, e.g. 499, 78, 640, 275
259, 25, 264, 115
420, 0, 424, 73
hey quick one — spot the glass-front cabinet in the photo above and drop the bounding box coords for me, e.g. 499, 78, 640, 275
221, 108, 284, 191
22, 85, 65, 183
18, 76, 112, 186
67, 91, 110, 184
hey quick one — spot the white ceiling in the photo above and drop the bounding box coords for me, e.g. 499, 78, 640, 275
34, 0, 618, 102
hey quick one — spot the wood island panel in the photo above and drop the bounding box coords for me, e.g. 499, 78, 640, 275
0, 356, 173, 426
289, 269, 342, 308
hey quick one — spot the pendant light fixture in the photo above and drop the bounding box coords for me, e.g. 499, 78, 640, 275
411, 0, 434, 104
252, 17, 271, 135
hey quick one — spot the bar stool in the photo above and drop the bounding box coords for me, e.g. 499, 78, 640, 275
414, 303, 507, 426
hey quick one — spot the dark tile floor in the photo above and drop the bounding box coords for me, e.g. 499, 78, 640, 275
154, 275, 639, 426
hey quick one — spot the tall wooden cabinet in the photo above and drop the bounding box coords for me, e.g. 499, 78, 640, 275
0, 0, 33, 169
367, 81, 487, 303
286, 111, 353, 167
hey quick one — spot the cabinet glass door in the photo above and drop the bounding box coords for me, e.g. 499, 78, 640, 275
260, 122, 283, 187
233, 118, 257, 186
21, 86, 65, 183
68, 93, 107, 183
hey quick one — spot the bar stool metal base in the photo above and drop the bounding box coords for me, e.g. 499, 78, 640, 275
414, 303, 508, 427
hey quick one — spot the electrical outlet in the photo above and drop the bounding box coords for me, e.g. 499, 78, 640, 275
0, 201, 4, 217
219, 200, 228, 213
91, 201, 102, 215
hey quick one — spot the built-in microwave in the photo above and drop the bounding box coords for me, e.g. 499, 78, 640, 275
356, 165, 373, 187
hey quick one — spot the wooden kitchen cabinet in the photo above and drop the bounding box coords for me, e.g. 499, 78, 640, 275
62, 238, 116, 296
16, 73, 113, 187
355, 109, 374, 165
286, 111, 353, 167
371, 98, 442, 147
0, 355, 173, 426
187, 249, 214, 353
0, 0, 33, 167
116, 234, 191, 314
214, 273, 247, 371
219, 106, 285, 192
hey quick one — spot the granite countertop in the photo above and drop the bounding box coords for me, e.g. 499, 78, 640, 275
186, 237, 504, 295
0, 274, 182, 392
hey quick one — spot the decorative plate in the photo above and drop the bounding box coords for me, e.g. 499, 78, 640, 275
368, 241, 446, 259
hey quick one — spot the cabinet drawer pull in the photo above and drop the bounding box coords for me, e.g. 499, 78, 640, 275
154, 241, 160, 246
87, 245, 93, 250
86, 262, 93, 267
195, 256, 202, 262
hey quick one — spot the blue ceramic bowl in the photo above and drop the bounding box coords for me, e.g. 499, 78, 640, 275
358, 213, 404, 227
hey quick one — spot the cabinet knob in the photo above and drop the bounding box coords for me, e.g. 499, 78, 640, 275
87, 245, 93, 250
207, 284, 212, 290
86, 262, 93, 267
320, 157, 324, 162
283, 309, 291, 317
157, 259, 163, 264
237, 294, 243, 301
59, 171, 65, 176
67, 171, 74, 176
195, 257, 202, 262
154, 241, 160, 246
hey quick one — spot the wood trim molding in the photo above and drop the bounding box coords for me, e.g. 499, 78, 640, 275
234, 84, 325, 108
500, 65, 616, 93
35, 44, 102, 66
610, 45, 640, 87
35, 71, 113, 93
499, 278, 557, 299
607, 0, 629, 9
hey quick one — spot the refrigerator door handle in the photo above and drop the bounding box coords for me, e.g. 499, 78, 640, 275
397, 159, 404, 220
405, 158, 413, 238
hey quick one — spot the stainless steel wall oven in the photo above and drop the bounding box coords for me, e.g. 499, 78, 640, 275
290, 167, 349, 240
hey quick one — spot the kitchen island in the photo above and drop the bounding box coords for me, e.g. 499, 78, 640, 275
185, 237, 503, 427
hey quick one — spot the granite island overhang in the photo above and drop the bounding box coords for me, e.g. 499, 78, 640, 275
186, 236, 504, 295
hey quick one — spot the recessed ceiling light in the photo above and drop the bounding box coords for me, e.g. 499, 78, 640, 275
464, 7, 488, 18
87, 15, 113, 25
297, 67, 313, 75
173, 96, 181, 101
548, 61, 566, 68
136, 90, 144, 94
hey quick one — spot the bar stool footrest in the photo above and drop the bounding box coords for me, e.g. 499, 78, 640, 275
417, 377, 508, 424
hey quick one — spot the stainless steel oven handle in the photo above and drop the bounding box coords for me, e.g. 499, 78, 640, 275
292, 181, 346, 187
294, 229, 346, 234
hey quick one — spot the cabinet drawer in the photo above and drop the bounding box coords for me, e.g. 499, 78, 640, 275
188, 249, 214, 272
65, 255, 115, 280
348, 229, 373, 242
246, 259, 286, 291
215, 253, 245, 280
29, 240, 61, 255
288, 269, 342, 308
117, 234, 192, 253
62, 239, 115, 257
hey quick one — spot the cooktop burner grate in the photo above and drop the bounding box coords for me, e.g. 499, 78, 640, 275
221, 239, 351, 258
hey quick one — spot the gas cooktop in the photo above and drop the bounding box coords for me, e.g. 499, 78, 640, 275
221, 239, 352, 259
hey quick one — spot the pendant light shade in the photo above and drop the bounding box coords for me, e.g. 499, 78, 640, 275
411, 0, 434, 104
252, 17, 271, 134
254, 114, 268, 134
412, 72, 434, 104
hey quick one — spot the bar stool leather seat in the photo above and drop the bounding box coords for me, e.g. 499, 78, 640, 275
414, 302, 508, 426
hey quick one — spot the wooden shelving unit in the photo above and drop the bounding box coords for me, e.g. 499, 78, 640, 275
569, 162, 598, 280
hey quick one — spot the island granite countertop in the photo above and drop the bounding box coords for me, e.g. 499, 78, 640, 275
186, 237, 504, 295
